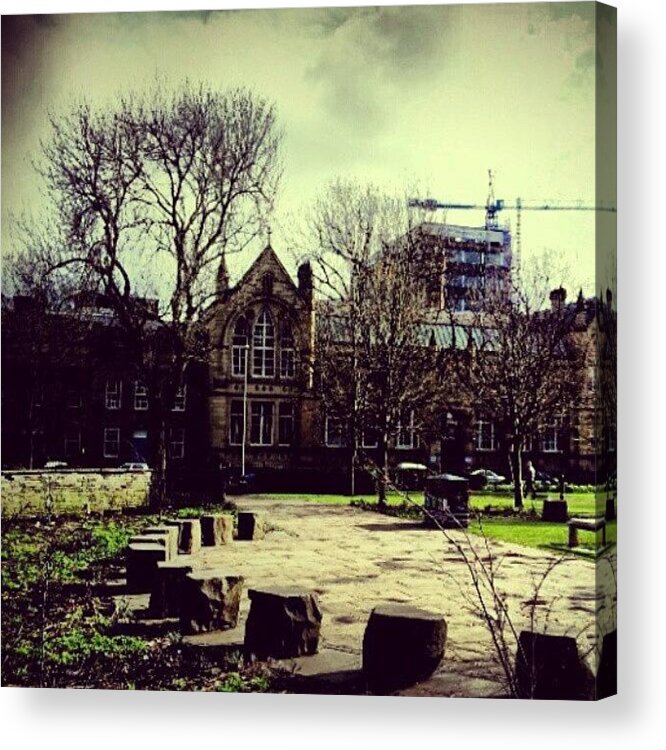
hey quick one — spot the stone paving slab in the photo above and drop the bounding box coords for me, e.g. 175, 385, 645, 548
192, 498, 616, 687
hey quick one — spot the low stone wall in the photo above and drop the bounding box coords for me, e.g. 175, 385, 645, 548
1, 469, 152, 518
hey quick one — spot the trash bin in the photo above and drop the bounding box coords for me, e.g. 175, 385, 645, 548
423, 473, 470, 528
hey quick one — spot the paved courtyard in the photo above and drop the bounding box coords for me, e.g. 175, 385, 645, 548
194, 498, 616, 696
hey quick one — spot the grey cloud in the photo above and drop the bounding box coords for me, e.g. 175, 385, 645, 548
305, 6, 454, 133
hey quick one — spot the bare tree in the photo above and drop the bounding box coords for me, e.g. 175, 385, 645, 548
12, 83, 282, 505
455, 260, 588, 509
302, 181, 442, 503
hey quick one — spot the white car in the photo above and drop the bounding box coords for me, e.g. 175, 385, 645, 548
470, 468, 506, 486
120, 462, 150, 471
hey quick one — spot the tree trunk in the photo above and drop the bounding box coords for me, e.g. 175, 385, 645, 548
511, 444, 524, 510
154, 416, 167, 516
350, 447, 356, 497
377, 433, 388, 507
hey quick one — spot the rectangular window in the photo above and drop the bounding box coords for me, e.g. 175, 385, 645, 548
103, 428, 120, 458
172, 385, 186, 412
278, 402, 295, 445
475, 420, 496, 451
361, 429, 378, 449
67, 387, 82, 408
64, 429, 81, 458
232, 346, 248, 377
105, 380, 122, 410
229, 401, 244, 445
397, 411, 418, 449
134, 381, 148, 411
280, 347, 295, 379
325, 416, 346, 448
169, 428, 185, 459
542, 416, 563, 453
250, 401, 274, 446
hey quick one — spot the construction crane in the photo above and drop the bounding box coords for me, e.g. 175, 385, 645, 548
408, 170, 617, 266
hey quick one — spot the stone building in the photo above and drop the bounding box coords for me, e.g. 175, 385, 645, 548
2, 240, 612, 492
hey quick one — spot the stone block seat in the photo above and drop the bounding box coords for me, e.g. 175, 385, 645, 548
163, 518, 202, 555
129, 533, 171, 560
362, 603, 447, 694
200, 513, 234, 546
180, 570, 244, 634
567, 516, 607, 548
149, 559, 194, 618
514, 631, 594, 700
236, 511, 266, 541
126, 542, 168, 593
143, 525, 179, 559
244, 586, 322, 660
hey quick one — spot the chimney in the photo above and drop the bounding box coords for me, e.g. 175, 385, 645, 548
549, 287, 567, 312
298, 261, 313, 305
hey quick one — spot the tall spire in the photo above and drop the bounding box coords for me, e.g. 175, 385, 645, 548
216, 253, 229, 298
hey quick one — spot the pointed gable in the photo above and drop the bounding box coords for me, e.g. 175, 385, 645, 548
234, 244, 298, 298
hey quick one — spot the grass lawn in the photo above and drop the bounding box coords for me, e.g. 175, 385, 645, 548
468, 517, 617, 552
255, 490, 605, 516
253, 490, 615, 553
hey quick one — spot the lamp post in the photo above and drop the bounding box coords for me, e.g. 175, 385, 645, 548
241, 343, 250, 478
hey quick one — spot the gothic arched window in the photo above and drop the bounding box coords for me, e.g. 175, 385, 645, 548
231, 316, 249, 377
252, 310, 275, 377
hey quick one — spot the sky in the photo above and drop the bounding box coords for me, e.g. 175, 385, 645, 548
1, 2, 614, 295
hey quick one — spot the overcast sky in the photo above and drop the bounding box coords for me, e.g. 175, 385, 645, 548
2, 2, 613, 294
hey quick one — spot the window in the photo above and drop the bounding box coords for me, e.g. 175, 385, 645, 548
397, 411, 418, 449
169, 428, 185, 459
542, 416, 563, 453
278, 402, 295, 445
134, 381, 148, 411
325, 416, 346, 448
230, 401, 244, 445
172, 385, 186, 412
103, 428, 120, 458
262, 273, 274, 297
105, 380, 122, 410
231, 316, 249, 377
250, 401, 274, 445
361, 429, 378, 449
64, 429, 81, 458
280, 323, 295, 379
475, 420, 496, 451
67, 387, 82, 408
252, 310, 275, 378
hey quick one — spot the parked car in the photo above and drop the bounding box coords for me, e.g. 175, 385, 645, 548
469, 468, 506, 490
120, 462, 150, 471
44, 460, 68, 470
534, 470, 559, 491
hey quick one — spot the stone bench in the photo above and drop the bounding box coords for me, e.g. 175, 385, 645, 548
362, 604, 447, 694
126, 542, 168, 593
180, 570, 244, 635
568, 516, 607, 548
163, 518, 201, 554
237, 511, 266, 541
149, 559, 194, 618
244, 587, 322, 660
200, 513, 234, 546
